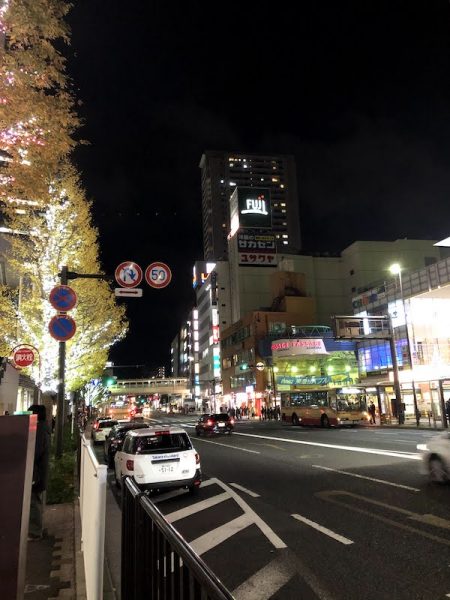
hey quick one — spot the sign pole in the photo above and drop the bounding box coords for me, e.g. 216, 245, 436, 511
55, 266, 68, 458
54, 266, 104, 457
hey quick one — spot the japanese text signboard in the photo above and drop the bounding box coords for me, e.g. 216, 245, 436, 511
238, 231, 277, 267
13, 346, 35, 368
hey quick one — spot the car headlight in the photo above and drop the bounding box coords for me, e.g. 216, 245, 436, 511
416, 443, 428, 451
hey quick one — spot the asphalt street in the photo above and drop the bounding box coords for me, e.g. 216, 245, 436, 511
94, 416, 450, 600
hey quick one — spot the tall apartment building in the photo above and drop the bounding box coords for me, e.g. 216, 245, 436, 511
200, 151, 301, 260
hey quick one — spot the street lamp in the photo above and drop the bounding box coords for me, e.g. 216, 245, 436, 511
389, 263, 419, 425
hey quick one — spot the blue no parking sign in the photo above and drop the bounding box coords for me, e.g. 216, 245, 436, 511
49, 285, 77, 311
49, 314, 77, 342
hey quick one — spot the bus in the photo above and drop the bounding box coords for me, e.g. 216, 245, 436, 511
280, 387, 369, 427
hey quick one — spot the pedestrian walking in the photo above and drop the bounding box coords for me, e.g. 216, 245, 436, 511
446, 399, 450, 424
368, 401, 376, 425
28, 404, 51, 540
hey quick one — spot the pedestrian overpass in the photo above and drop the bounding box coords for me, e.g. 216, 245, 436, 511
108, 377, 191, 399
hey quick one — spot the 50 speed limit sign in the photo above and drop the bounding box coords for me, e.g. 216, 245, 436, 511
145, 262, 172, 289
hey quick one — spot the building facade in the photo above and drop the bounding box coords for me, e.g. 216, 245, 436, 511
200, 151, 301, 261
353, 254, 450, 426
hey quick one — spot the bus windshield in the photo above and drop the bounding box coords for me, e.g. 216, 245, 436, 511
336, 394, 366, 412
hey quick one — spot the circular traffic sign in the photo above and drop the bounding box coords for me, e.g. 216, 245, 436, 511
49, 285, 77, 312
145, 262, 172, 289
49, 314, 77, 342
256, 361, 265, 371
115, 261, 143, 288
13, 346, 35, 368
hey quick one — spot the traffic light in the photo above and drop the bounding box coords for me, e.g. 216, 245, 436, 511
102, 375, 117, 387
239, 363, 250, 371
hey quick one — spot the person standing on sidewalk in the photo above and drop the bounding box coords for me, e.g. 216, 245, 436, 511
368, 401, 376, 425
28, 404, 51, 540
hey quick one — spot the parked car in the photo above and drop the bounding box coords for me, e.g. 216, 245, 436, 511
114, 426, 201, 493
92, 419, 118, 444
417, 432, 450, 483
104, 421, 149, 468
195, 413, 234, 436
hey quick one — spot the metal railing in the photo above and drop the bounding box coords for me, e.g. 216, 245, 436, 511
122, 477, 234, 600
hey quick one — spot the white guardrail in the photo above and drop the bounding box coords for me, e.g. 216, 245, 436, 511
79, 434, 107, 600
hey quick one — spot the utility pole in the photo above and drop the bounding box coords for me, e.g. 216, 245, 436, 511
388, 316, 403, 425
55, 266, 105, 458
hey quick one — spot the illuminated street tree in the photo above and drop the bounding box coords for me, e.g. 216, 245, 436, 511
8, 165, 128, 391
0, 1, 128, 389
0, 0, 78, 205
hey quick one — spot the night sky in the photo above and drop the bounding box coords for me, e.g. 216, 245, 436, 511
67, 1, 450, 373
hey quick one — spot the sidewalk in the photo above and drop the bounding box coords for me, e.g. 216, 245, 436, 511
24, 497, 116, 599
25, 502, 80, 599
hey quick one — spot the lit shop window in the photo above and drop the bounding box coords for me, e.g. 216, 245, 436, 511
282, 234, 288, 238
283, 241, 289, 245
281, 203, 286, 207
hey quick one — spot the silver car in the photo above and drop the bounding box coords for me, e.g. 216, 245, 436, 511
417, 432, 450, 483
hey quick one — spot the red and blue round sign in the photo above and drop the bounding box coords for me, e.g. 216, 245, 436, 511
49, 314, 77, 342
49, 285, 77, 312
145, 262, 172, 289
115, 261, 143, 288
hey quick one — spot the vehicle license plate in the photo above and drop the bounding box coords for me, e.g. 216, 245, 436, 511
158, 465, 174, 474
218, 422, 225, 427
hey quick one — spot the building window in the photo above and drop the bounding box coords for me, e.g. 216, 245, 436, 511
350, 269, 354, 276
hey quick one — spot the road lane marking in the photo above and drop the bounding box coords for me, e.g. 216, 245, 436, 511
291, 513, 354, 545
190, 513, 254, 555
408, 514, 450, 530
262, 443, 287, 450
232, 554, 293, 600
229, 482, 260, 497
317, 490, 450, 546
166, 492, 230, 523
234, 432, 420, 460
194, 437, 260, 454
209, 478, 286, 548
312, 464, 420, 492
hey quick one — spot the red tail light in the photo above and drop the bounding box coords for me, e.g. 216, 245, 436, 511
93, 422, 99, 430
126, 460, 134, 470
195, 452, 200, 464
230, 418, 235, 425
207, 420, 213, 426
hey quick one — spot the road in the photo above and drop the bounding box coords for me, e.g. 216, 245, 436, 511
94, 416, 450, 600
